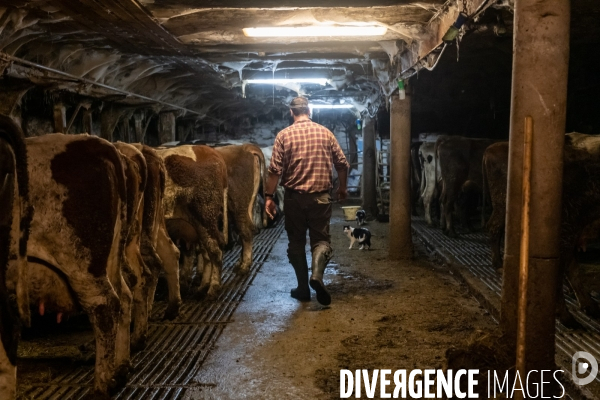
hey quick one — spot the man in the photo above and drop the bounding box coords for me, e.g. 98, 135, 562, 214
265, 97, 349, 306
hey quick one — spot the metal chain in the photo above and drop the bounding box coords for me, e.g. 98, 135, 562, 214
462, 0, 468, 14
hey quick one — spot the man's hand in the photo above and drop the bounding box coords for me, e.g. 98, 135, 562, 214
336, 167, 349, 203
265, 197, 277, 220
337, 187, 348, 203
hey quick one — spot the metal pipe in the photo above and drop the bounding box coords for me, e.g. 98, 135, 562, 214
0, 52, 203, 117
424, 43, 448, 71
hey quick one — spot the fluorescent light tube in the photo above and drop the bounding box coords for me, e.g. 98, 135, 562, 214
245, 78, 328, 85
310, 104, 354, 109
243, 26, 387, 37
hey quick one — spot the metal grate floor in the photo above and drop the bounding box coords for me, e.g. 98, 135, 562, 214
18, 222, 285, 400
412, 216, 600, 390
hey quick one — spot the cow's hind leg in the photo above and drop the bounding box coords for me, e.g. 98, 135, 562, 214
443, 200, 457, 237
233, 213, 254, 275
69, 276, 127, 397
197, 228, 223, 300
130, 251, 152, 352
424, 196, 433, 225
487, 211, 505, 270
156, 225, 181, 320
114, 275, 133, 381
197, 247, 212, 298
140, 242, 161, 317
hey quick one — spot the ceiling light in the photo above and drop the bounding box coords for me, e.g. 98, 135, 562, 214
245, 78, 328, 85
243, 26, 387, 37
310, 104, 354, 109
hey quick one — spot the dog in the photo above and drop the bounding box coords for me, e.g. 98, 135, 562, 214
343, 225, 372, 250
355, 209, 366, 226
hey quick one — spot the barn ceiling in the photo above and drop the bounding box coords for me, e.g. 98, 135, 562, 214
0, 0, 594, 127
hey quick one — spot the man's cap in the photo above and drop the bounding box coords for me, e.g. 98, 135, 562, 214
289, 97, 309, 109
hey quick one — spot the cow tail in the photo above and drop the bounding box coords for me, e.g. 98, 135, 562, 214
433, 138, 441, 188
256, 148, 268, 228
221, 161, 228, 248
245, 145, 267, 229
419, 154, 427, 199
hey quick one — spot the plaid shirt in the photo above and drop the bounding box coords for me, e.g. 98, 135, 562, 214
268, 120, 349, 193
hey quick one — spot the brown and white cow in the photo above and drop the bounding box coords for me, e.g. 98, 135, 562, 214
114, 142, 154, 352
483, 134, 600, 327
131, 144, 181, 321
215, 144, 266, 274
0, 116, 31, 400
157, 145, 228, 300
23, 134, 132, 397
435, 136, 497, 236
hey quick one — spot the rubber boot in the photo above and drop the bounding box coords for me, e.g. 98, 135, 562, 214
309, 246, 331, 306
288, 253, 310, 301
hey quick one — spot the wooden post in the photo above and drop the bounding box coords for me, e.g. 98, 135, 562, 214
389, 92, 414, 260
133, 112, 144, 143
100, 105, 124, 142
501, 0, 570, 383
82, 107, 93, 135
361, 116, 377, 218
120, 117, 131, 143
53, 103, 66, 133
159, 112, 176, 145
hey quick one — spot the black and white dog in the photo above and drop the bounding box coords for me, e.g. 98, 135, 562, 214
355, 209, 366, 226
343, 226, 372, 250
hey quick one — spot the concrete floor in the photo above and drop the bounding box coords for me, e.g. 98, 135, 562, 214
185, 206, 497, 400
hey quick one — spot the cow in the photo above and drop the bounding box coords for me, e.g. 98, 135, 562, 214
114, 142, 153, 352
483, 134, 600, 327
0, 116, 31, 400
131, 144, 181, 321
418, 141, 440, 226
481, 142, 509, 270
435, 136, 497, 237
22, 134, 132, 397
215, 144, 267, 274
157, 145, 228, 300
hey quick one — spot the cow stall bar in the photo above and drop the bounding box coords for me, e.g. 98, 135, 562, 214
389, 90, 414, 260
502, 0, 571, 390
